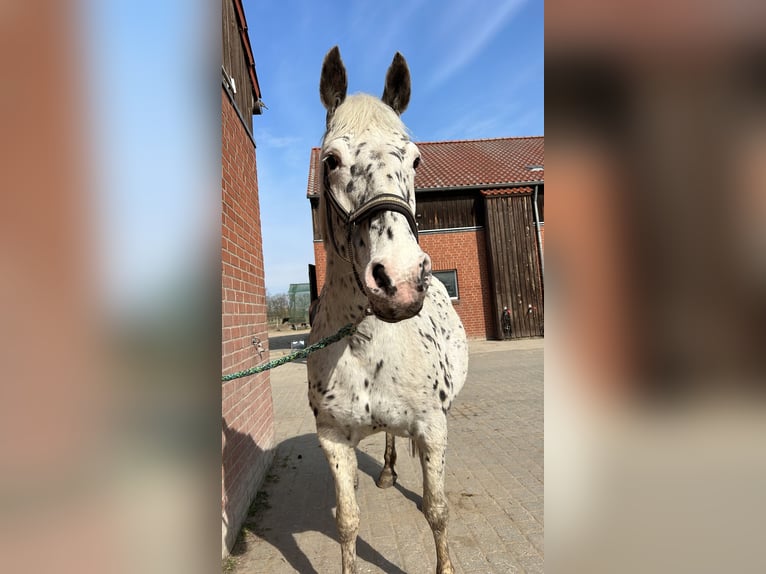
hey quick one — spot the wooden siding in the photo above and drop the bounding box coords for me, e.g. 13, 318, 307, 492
310, 193, 483, 240
222, 0, 255, 131
310, 197, 322, 240
415, 192, 484, 231
484, 194, 544, 339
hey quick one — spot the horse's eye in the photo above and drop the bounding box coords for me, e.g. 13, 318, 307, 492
325, 154, 339, 171
413, 156, 421, 170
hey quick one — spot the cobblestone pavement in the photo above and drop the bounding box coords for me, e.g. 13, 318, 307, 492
229, 338, 543, 573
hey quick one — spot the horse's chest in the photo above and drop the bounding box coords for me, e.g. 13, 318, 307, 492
309, 347, 436, 432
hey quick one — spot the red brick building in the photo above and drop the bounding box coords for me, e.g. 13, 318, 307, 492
308, 136, 544, 340
221, 0, 273, 556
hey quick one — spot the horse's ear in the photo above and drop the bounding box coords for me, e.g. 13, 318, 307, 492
320, 46, 348, 117
382, 52, 411, 115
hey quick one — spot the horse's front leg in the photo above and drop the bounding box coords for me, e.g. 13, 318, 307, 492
376, 432, 398, 488
319, 432, 360, 574
419, 433, 454, 574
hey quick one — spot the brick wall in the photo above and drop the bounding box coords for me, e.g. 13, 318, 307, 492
420, 230, 495, 339
313, 240, 327, 294
312, 229, 493, 339
221, 89, 274, 556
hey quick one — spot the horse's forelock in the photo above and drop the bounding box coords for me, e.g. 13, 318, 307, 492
324, 94, 408, 142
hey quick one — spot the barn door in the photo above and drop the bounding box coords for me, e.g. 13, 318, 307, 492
484, 193, 544, 339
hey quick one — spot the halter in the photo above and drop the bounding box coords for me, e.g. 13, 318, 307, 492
323, 180, 419, 296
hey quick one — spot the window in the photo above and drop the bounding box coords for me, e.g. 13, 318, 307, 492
432, 270, 459, 299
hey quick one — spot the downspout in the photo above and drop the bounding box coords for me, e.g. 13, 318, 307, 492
533, 184, 544, 276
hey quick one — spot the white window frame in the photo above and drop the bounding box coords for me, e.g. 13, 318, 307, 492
432, 269, 459, 300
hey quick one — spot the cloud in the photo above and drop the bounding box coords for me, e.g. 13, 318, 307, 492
433, 57, 543, 140
425, 0, 527, 91
254, 128, 303, 149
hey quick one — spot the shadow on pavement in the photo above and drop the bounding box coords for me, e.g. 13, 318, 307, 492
233, 432, 419, 574
356, 441, 423, 511
230, 433, 325, 571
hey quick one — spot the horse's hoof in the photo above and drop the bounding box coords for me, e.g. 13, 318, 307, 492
375, 469, 397, 489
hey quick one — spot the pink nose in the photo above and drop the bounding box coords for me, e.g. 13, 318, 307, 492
364, 253, 431, 321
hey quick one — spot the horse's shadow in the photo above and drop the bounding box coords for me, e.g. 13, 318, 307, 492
231, 432, 421, 574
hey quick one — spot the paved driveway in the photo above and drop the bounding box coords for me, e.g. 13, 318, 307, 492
229, 338, 543, 573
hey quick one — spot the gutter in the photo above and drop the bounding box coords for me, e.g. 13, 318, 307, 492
414, 180, 544, 194
307, 180, 545, 199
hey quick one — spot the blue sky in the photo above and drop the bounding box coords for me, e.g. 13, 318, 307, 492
245, 0, 543, 294
88, 1, 542, 310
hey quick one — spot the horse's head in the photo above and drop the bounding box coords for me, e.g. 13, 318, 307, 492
318, 46, 431, 323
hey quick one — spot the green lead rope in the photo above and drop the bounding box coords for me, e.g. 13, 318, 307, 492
221, 322, 357, 382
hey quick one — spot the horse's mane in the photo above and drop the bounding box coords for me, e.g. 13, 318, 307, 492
324, 93, 409, 142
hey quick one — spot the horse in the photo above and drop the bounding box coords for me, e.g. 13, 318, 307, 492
307, 46, 468, 574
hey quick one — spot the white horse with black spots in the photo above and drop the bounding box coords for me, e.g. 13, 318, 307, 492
308, 46, 468, 574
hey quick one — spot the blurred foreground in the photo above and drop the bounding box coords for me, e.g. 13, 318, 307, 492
0, 2, 218, 573
547, 0, 766, 572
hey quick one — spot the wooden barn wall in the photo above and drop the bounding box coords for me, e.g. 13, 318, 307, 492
310, 198, 322, 240
415, 192, 484, 231
484, 194, 544, 339
310, 191, 483, 240
222, 0, 255, 131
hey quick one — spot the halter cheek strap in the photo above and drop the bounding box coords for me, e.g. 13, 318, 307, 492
323, 186, 419, 295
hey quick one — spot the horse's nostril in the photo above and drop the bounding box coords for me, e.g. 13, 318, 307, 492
372, 263, 396, 296
372, 263, 388, 289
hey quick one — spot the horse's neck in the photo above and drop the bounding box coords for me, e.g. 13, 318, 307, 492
320, 254, 367, 327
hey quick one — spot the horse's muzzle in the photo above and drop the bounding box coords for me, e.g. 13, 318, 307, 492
364, 253, 431, 322
369, 296, 425, 323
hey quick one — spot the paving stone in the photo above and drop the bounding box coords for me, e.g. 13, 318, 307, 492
486, 550, 524, 573
229, 339, 543, 573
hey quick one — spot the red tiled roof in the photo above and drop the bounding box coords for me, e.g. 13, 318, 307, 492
306, 135, 543, 197
306, 146, 321, 199
415, 136, 544, 190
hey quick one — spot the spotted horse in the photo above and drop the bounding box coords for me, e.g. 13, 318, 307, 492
307, 46, 469, 574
